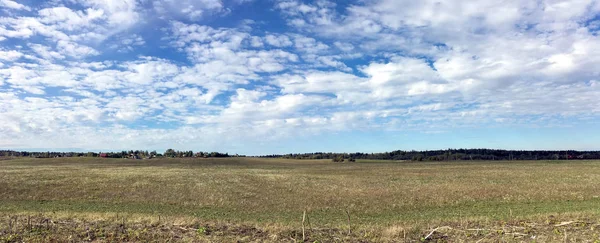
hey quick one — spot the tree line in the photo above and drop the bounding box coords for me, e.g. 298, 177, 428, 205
259, 149, 600, 161
0, 149, 241, 159
2, 149, 600, 161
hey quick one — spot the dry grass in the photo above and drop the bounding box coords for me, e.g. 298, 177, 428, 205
3, 212, 600, 242
2, 157, 600, 241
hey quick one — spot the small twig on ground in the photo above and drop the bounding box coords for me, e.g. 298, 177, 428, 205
177, 226, 191, 232
555, 221, 576, 227
345, 209, 351, 235
465, 228, 487, 231
424, 227, 437, 240
302, 210, 306, 241
424, 226, 453, 240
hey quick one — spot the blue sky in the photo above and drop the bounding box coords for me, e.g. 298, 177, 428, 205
0, 0, 599, 155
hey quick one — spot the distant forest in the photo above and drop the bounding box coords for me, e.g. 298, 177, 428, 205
260, 149, 600, 161
2, 149, 600, 161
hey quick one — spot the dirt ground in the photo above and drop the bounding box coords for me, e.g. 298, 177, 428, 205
2, 214, 600, 242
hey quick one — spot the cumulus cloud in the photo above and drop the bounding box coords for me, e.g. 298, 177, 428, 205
82, 0, 140, 30
0, 49, 23, 61
153, 0, 224, 20
264, 34, 293, 47
0, 0, 599, 152
0, 0, 30, 11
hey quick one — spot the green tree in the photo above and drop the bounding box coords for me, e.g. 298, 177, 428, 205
164, 149, 176, 158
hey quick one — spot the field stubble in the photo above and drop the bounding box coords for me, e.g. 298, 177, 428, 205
2, 157, 600, 242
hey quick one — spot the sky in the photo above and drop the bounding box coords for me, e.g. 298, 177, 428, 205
0, 0, 599, 155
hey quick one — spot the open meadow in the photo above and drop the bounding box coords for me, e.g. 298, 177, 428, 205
2, 157, 600, 242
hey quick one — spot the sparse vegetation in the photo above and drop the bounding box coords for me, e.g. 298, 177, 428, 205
2, 157, 600, 241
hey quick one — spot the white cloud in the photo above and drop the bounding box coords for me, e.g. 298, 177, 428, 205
56, 40, 99, 58
292, 34, 329, 54
364, 58, 433, 85
83, 0, 139, 29
108, 34, 145, 52
212, 90, 330, 124
317, 56, 352, 71
264, 34, 293, 47
29, 44, 66, 60
0, 0, 599, 152
38, 7, 105, 31
249, 36, 263, 47
273, 71, 366, 94
333, 41, 354, 52
0, 49, 23, 61
0, 0, 30, 11
153, 0, 223, 20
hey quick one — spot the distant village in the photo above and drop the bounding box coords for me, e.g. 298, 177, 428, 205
0, 150, 240, 159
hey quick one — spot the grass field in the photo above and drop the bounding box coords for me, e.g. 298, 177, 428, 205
2, 157, 600, 242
